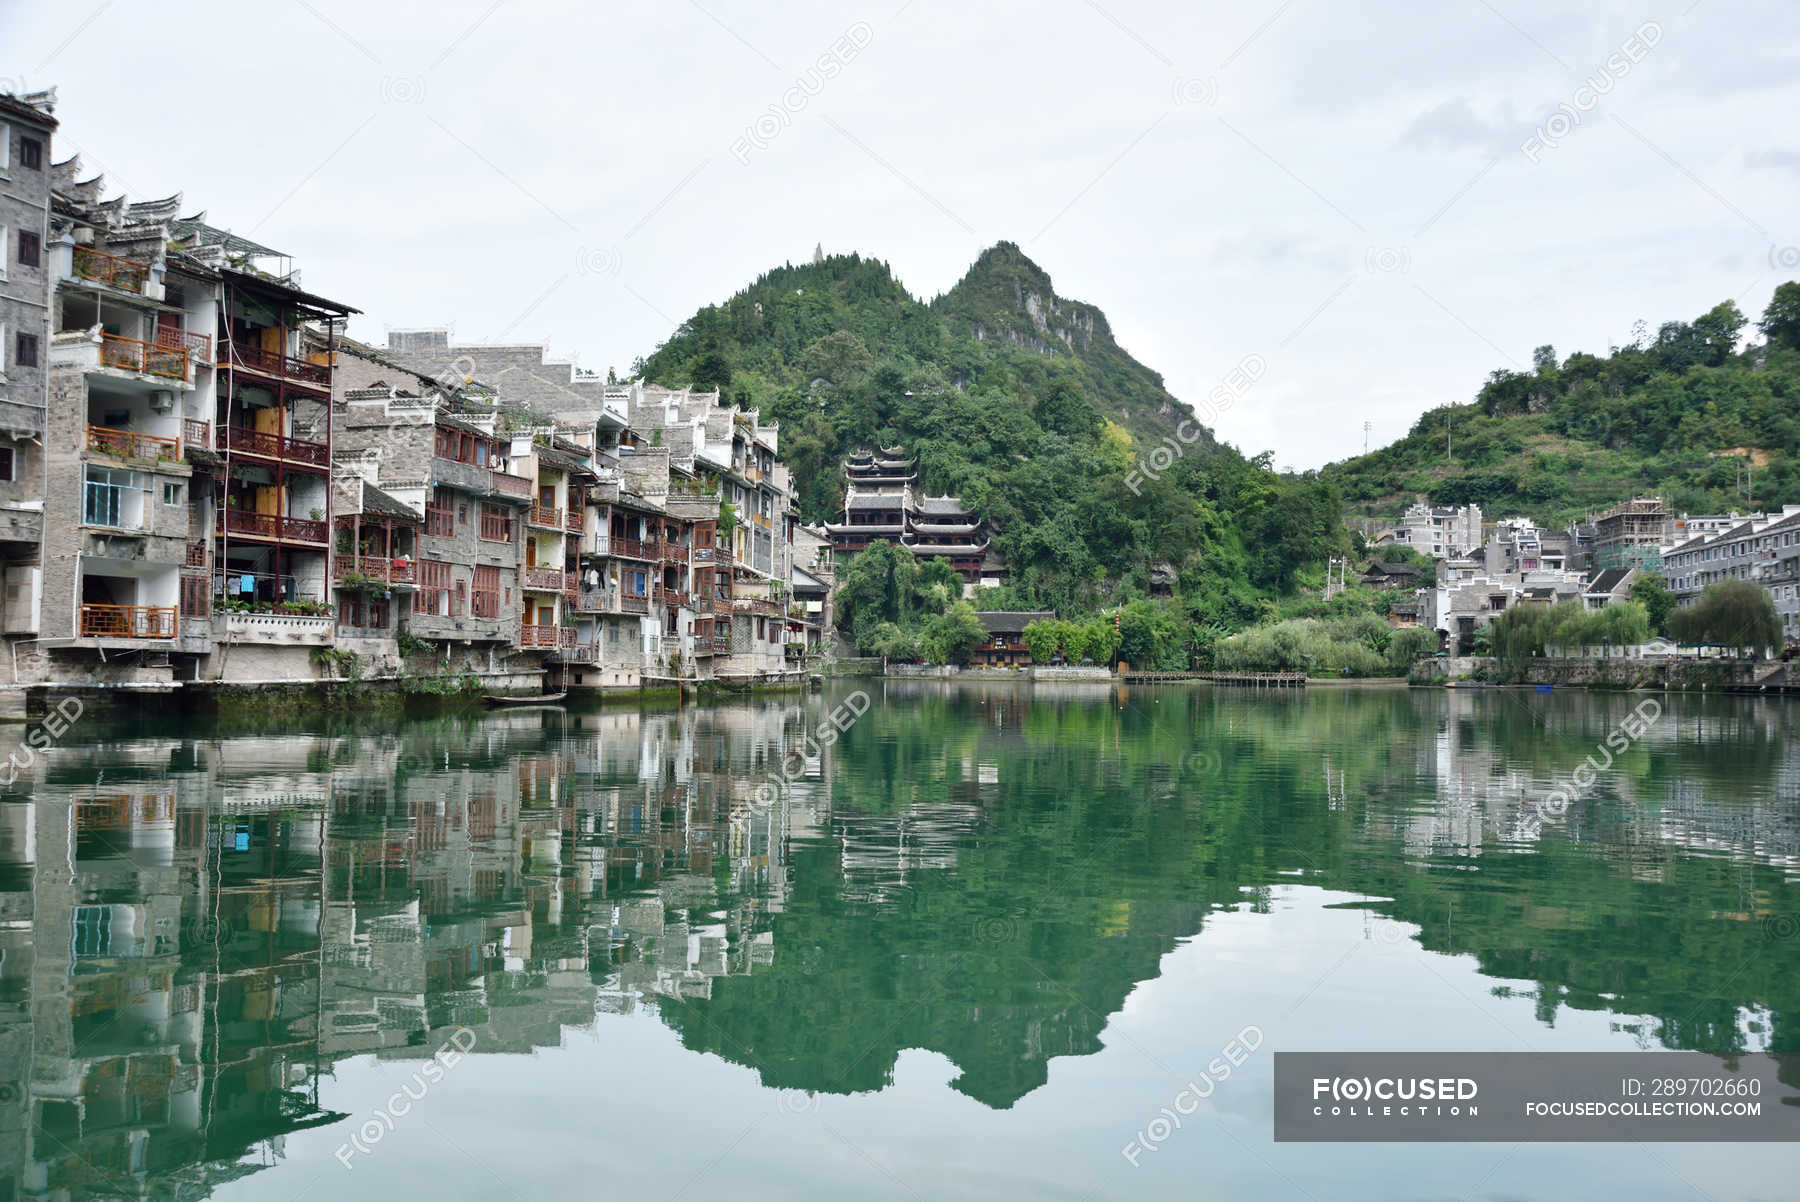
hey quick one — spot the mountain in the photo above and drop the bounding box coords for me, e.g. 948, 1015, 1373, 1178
930, 242, 1203, 448
635, 243, 1343, 627
1321, 285, 1800, 527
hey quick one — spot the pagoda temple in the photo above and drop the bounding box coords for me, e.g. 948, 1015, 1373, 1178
825, 448, 1003, 584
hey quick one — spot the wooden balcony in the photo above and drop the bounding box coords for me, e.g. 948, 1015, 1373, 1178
522, 566, 564, 592
554, 642, 599, 663
606, 536, 650, 560
528, 504, 562, 530
215, 424, 330, 468
80, 604, 176, 639
87, 424, 179, 463
220, 341, 331, 387
335, 557, 417, 586
565, 509, 584, 533
99, 333, 187, 381
520, 623, 574, 649
652, 586, 689, 609
217, 509, 329, 546
491, 471, 533, 499
71, 247, 150, 293
182, 418, 211, 452
154, 325, 213, 362
661, 542, 689, 564
620, 594, 649, 614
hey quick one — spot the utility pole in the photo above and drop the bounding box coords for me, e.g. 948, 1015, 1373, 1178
1363, 420, 1372, 455
1446, 410, 1453, 461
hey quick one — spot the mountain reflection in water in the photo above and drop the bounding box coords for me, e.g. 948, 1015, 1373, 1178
0, 683, 1795, 1199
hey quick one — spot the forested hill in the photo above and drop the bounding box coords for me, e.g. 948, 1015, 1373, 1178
634, 243, 1342, 620
1321, 284, 1800, 526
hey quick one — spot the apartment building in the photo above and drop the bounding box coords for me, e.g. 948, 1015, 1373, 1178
1663, 506, 1800, 638
1389, 502, 1483, 559
373, 332, 806, 685
0, 93, 56, 684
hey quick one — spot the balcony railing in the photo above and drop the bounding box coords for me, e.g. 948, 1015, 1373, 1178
573, 591, 608, 613
565, 509, 584, 533
183, 418, 211, 452
87, 424, 180, 463
555, 642, 599, 662
491, 471, 533, 499
215, 424, 330, 467
335, 557, 417, 585
80, 604, 176, 639
620, 594, 650, 614
221, 341, 332, 386
692, 547, 715, 563
652, 587, 689, 609
71, 247, 150, 293
522, 566, 564, 591
217, 509, 329, 545
520, 623, 574, 649
184, 541, 207, 568
154, 325, 213, 362
99, 334, 188, 381
661, 543, 688, 564
529, 504, 562, 529
607, 536, 648, 559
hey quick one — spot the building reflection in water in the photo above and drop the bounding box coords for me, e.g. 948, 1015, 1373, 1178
0, 687, 1796, 1200
0, 698, 821, 1202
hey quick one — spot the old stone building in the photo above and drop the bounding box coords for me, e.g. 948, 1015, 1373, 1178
0, 93, 56, 692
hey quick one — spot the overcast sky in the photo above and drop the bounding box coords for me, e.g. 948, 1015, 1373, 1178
5, 0, 1794, 468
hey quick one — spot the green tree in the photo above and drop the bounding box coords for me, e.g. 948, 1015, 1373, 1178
921, 602, 988, 665
1630, 575, 1676, 635
1668, 579, 1781, 655
1760, 281, 1800, 351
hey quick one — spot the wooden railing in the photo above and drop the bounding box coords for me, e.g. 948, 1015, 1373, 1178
652, 587, 689, 608
520, 623, 573, 649
661, 542, 688, 563
154, 325, 213, 362
607, 536, 647, 559
99, 333, 187, 380
620, 593, 649, 614
217, 509, 329, 545
87, 424, 179, 462
522, 566, 564, 591
565, 509, 584, 533
221, 341, 331, 386
182, 418, 211, 451
71, 246, 150, 293
335, 558, 416, 585
80, 604, 176, 639
491, 471, 533, 499
528, 503, 562, 529
216, 424, 330, 467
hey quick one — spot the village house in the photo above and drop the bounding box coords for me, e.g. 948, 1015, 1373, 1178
971, 611, 1055, 668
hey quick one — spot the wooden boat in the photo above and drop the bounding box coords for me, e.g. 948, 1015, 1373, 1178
484, 692, 567, 707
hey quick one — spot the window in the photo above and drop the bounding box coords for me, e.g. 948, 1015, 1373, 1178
472, 565, 501, 617
415, 559, 452, 615
479, 503, 513, 542
84, 466, 149, 529
13, 331, 34, 368
18, 137, 40, 170
16, 230, 37, 268
162, 482, 182, 505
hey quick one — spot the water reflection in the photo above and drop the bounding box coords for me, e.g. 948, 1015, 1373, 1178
0, 685, 1795, 1199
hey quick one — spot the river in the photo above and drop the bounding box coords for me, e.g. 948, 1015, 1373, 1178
0, 682, 1794, 1199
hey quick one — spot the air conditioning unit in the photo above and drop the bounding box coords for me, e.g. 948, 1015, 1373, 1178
148, 390, 176, 413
